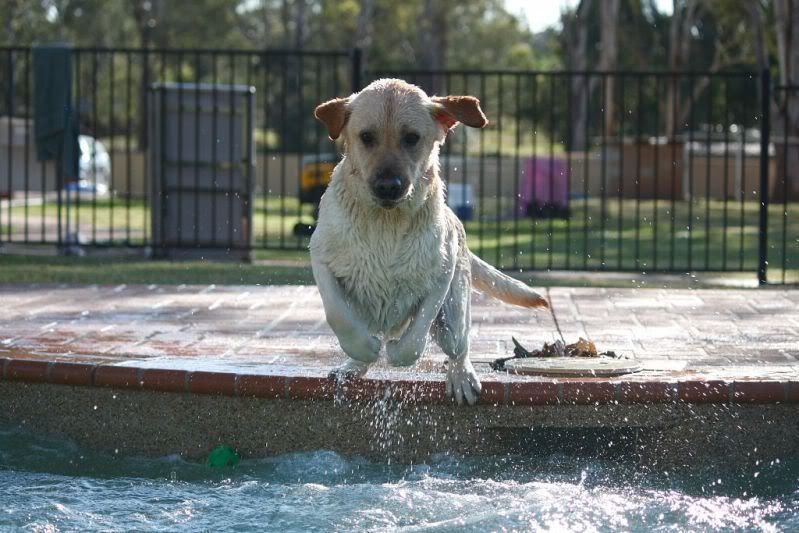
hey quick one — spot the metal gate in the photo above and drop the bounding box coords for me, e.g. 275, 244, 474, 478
0, 46, 796, 283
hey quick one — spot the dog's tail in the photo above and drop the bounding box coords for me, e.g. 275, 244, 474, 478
469, 252, 549, 308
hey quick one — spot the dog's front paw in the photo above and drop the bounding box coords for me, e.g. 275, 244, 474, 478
329, 359, 370, 406
328, 359, 370, 382
386, 336, 427, 367
339, 333, 381, 363
446, 358, 481, 406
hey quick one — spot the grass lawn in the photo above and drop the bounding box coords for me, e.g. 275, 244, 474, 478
0, 254, 315, 285
4, 197, 798, 285
5, 196, 315, 248
0, 253, 769, 288
466, 199, 799, 281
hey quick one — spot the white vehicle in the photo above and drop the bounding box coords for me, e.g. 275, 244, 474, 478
67, 135, 111, 196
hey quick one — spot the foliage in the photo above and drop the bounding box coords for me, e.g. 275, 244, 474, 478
1, 0, 541, 70
0, 1, 792, 174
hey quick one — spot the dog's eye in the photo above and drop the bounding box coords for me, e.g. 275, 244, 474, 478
360, 131, 376, 147
403, 133, 420, 147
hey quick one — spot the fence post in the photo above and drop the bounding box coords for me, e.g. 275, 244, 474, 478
351, 48, 363, 93
758, 68, 771, 285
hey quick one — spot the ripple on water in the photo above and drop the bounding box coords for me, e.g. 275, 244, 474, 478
0, 425, 797, 531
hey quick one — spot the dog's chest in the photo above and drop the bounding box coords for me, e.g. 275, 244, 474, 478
328, 223, 442, 333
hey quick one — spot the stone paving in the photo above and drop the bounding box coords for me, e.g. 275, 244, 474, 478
1, 284, 797, 383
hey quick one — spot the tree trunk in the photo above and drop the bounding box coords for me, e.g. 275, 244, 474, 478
354, 0, 375, 72
421, 0, 447, 95
294, 0, 306, 50
749, 0, 768, 71
569, 0, 592, 151
599, 0, 620, 137
773, 0, 799, 201
131, 0, 159, 150
281, 0, 291, 48
664, 0, 698, 140
3, 0, 17, 45
259, 0, 273, 48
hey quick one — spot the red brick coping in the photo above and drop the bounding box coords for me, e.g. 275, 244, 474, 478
2, 357, 798, 406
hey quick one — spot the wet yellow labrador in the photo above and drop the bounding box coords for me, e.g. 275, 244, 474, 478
311, 78, 547, 405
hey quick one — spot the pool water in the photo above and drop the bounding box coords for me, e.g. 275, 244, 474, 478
1, 425, 797, 532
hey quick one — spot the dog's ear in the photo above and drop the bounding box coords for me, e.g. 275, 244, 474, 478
431, 96, 488, 130
314, 97, 350, 140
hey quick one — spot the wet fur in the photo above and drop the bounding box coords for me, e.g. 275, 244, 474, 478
311, 79, 546, 405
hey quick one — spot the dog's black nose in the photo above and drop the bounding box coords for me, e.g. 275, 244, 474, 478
373, 173, 405, 202
375, 175, 403, 199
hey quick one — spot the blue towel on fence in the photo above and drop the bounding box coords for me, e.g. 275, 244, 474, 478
33, 44, 80, 180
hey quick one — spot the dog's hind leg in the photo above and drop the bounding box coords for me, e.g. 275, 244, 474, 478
431, 259, 481, 405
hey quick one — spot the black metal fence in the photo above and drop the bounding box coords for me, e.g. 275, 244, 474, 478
0, 46, 796, 284
0, 46, 354, 253
773, 83, 799, 285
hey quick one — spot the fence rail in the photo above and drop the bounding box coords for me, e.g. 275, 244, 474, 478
0, 46, 796, 284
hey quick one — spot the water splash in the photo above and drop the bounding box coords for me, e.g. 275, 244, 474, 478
0, 425, 796, 531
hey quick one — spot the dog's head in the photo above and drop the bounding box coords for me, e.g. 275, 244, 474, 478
314, 79, 487, 210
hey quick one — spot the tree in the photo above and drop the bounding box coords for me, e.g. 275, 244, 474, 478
598, 0, 620, 136
294, 0, 308, 49
354, 0, 375, 72
566, 0, 592, 151
664, 0, 699, 139
773, 0, 799, 200
130, 1, 157, 147
421, 0, 447, 74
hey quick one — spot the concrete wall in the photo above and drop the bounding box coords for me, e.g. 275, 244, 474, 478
107, 151, 303, 199
2, 381, 798, 470
438, 149, 775, 205
0, 136, 780, 205
607, 143, 775, 202
0, 117, 58, 195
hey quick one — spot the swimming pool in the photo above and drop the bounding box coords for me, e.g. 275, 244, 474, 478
1, 425, 796, 531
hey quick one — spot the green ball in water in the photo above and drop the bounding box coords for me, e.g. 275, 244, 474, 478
206, 446, 240, 468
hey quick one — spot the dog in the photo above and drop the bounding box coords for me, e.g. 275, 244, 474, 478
310, 79, 548, 405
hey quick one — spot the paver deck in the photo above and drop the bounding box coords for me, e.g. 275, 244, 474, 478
3, 283, 799, 463
1, 284, 798, 404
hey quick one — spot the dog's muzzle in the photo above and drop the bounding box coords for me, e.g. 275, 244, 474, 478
372, 169, 409, 207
